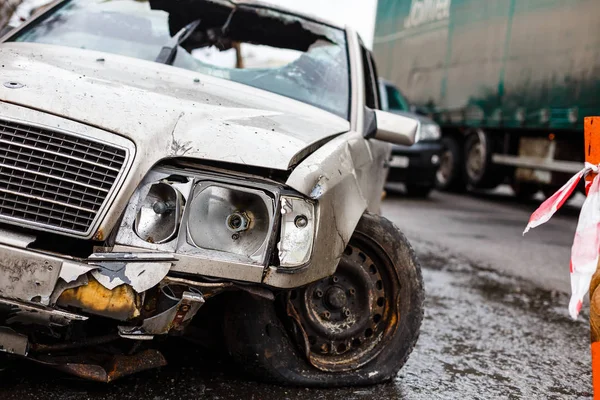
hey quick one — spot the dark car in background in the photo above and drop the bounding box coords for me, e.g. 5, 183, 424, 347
379, 79, 443, 197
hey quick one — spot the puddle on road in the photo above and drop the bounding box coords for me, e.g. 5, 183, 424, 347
0, 243, 593, 400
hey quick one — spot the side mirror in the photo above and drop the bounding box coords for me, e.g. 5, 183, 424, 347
372, 110, 419, 146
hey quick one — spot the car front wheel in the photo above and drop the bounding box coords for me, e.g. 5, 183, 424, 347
223, 213, 424, 387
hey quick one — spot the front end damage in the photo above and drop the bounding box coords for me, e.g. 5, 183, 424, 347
0, 0, 380, 383
0, 160, 328, 381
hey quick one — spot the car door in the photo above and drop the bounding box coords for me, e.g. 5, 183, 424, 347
359, 43, 392, 212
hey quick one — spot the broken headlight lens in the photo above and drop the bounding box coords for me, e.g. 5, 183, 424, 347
134, 182, 184, 244
278, 196, 315, 268
186, 184, 274, 260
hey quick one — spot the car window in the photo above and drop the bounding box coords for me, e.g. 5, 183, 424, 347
360, 44, 380, 110
385, 84, 410, 112
9, 0, 350, 119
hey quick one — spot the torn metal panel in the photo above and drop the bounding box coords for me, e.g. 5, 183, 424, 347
94, 262, 167, 292
0, 327, 28, 356
91, 262, 172, 293
59, 261, 95, 284
119, 291, 204, 336
87, 253, 174, 293
0, 244, 63, 305
0, 297, 87, 327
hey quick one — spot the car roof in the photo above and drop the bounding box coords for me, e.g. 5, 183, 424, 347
216, 0, 346, 30
43, 0, 345, 31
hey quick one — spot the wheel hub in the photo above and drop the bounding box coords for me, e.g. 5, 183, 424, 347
288, 243, 394, 371
325, 287, 347, 309
466, 131, 487, 182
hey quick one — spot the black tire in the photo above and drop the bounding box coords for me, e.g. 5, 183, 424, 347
436, 136, 466, 192
223, 213, 424, 387
464, 130, 503, 189
405, 184, 433, 198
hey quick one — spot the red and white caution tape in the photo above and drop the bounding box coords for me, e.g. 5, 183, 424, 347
524, 162, 600, 319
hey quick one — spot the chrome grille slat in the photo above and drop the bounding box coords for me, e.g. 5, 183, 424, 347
0, 193, 93, 228
0, 176, 104, 209
0, 149, 117, 189
0, 122, 125, 170
0, 162, 110, 193
0, 119, 127, 234
0, 187, 96, 213
0, 137, 122, 173
0, 169, 107, 202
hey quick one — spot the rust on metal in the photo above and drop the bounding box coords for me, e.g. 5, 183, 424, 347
57, 277, 141, 321
36, 349, 167, 383
93, 228, 104, 241
285, 242, 398, 373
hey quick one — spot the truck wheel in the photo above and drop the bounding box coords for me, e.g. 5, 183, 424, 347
464, 130, 502, 189
436, 136, 466, 192
223, 213, 424, 387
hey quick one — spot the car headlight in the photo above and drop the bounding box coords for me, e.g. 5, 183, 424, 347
416, 123, 441, 142
185, 183, 274, 261
278, 196, 315, 268
116, 167, 317, 270
134, 182, 184, 244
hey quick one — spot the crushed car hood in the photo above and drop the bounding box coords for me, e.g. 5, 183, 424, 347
0, 43, 350, 170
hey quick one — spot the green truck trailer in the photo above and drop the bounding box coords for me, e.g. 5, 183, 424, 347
373, 0, 600, 196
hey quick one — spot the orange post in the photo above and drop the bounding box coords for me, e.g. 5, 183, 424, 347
585, 116, 600, 399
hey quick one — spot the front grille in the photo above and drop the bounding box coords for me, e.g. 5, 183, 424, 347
0, 119, 126, 234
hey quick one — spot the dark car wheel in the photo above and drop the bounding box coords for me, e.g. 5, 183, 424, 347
223, 213, 424, 387
436, 136, 466, 192
405, 184, 432, 198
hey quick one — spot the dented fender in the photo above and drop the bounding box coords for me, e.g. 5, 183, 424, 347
266, 131, 379, 288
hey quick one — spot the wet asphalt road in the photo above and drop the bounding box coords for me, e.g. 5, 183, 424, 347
0, 189, 592, 399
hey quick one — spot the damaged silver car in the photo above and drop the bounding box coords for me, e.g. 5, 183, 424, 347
0, 0, 424, 386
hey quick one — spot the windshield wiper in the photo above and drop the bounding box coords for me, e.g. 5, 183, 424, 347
155, 19, 202, 65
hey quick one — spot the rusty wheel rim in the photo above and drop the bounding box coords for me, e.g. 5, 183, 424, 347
287, 237, 399, 372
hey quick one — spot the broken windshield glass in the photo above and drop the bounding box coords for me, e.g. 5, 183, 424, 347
10, 0, 350, 119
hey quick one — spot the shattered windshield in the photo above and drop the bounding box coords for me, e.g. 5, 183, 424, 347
9, 0, 350, 119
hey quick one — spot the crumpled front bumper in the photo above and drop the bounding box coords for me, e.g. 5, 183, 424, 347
0, 237, 212, 352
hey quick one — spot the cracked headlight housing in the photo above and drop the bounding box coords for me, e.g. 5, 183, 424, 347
185, 183, 274, 261
278, 196, 315, 268
134, 182, 184, 244
416, 123, 441, 142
